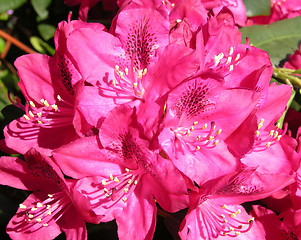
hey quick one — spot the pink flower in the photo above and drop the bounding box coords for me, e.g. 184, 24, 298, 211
3, 19, 104, 155
179, 168, 295, 239
53, 105, 189, 240
0, 149, 97, 240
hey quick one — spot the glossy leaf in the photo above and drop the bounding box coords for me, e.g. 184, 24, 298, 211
240, 16, 301, 65
0, 0, 26, 12
242, 0, 270, 17
38, 24, 56, 41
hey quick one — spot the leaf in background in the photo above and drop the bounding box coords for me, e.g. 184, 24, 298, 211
31, 0, 51, 20
0, 37, 5, 54
277, 88, 296, 128
30, 36, 55, 55
38, 24, 56, 41
240, 16, 301, 65
242, 0, 270, 17
0, 0, 26, 12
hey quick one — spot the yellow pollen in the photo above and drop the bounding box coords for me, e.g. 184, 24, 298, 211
46, 205, 51, 209
176, 19, 182, 23
48, 211, 52, 215
248, 217, 255, 223
48, 194, 53, 198
19, 204, 27, 209
224, 219, 228, 223
277, 1, 281, 4
190, 126, 194, 132
122, 197, 127, 202
134, 180, 138, 185
193, 121, 198, 125
226, 56, 232, 65
51, 104, 58, 111
229, 65, 234, 72
213, 140, 219, 146
37, 112, 42, 118
197, 135, 201, 141
221, 214, 225, 218
105, 193, 111, 198
235, 209, 241, 215
124, 188, 129, 192
125, 68, 129, 75
186, 130, 190, 136
215, 129, 222, 135
23, 114, 30, 120
235, 54, 240, 61
37, 202, 43, 208
40, 99, 45, 104
258, 119, 265, 129
57, 95, 62, 101
273, 131, 279, 138
119, 71, 124, 79
43, 100, 49, 107
38, 120, 43, 125
28, 214, 34, 219
133, 82, 138, 88
265, 142, 271, 148
114, 177, 120, 183
128, 179, 132, 184
222, 204, 227, 209
138, 69, 143, 79
43, 223, 48, 227
109, 173, 114, 181
31, 207, 37, 211
235, 231, 241, 235
104, 188, 109, 193
276, 122, 281, 129
208, 136, 214, 141
27, 219, 32, 222
112, 79, 116, 86
125, 168, 130, 172
143, 68, 147, 75
196, 146, 201, 151
230, 213, 236, 218
202, 123, 207, 130
255, 130, 260, 137
229, 227, 234, 231
171, 3, 175, 7
115, 65, 119, 71
229, 46, 234, 55
133, 67, 136, 72
36, 218, 42, 222
29, 101, 36, 108
276, 135, 282, 141
269, 130, 275, 137
214, 53, 224, 66
102, 179, 107, 185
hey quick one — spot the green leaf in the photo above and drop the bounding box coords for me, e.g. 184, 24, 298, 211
31, 0, 51, 20
30, 36, 55, 55
277, 88, 296, 128
0, 0, 26, 12
0, 37, 5, 54
293, 69, 301, 74
38, 24, 56, 41
242, 0, 270, 17
240, 16, 301, 65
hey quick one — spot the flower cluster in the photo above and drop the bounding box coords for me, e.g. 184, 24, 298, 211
1, 0, 301, 239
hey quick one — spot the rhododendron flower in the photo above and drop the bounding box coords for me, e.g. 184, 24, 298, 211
0, 148, 97, 240
53, 105, 188, 240
3, 19, 105, 155
179, 168, 295, 239
158, 72, 261, 184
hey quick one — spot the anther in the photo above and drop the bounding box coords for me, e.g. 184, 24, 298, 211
57, 95, 62, 101
143, 68, 147, 75
226, 56, 232, 65
48, 211, 52, 215
125, 168, 130, 172
114, 177, 120, 183
265, 142, 271, 148
109, 173, 114, 181
235, 54, 240, 61
51, 104, 58, 111
222, 204, 227, 209
193, 121, 198, 125
202, 123, 207, 130
43, 223, 48, 227
19, 204, 27, 209
229, 46, 234, 55
37, 202, 43, 208
104, 188, 109, 193
29, 101, 36, 108
248, 217, 255, 223
23, 114, 30, 120
134, 180, 138, 185
215, 129, 222, 135
46, 205, 51, 209
43, 100, 49, 107
229, 65, 234, 72
48, 194, 53, 198
196, 146, 201, 151
213, 140, 219, 146
124, 188, 129, 192
28, 214, 34, 219
125, 68, 129, 75
102, 179, 107, 185
36, 218, 42, 222
37, 112, 42, 118
38, 120, 43, 125
122, 197, 127, 202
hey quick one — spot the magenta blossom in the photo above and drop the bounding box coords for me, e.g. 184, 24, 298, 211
3, 19, 105, 155
179, 168, 295, 239
0, 148, 98, 240
53, 105, 189, 240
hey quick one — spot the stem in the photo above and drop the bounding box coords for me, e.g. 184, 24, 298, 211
0, 29, 36, 54
273, 67, 301, 88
